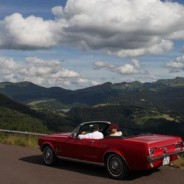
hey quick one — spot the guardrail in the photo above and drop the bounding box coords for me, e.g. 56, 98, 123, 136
0, 129, 46, 136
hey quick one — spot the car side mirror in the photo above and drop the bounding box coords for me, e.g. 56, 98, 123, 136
72, 133, 76, 137
72, 133, 78, 138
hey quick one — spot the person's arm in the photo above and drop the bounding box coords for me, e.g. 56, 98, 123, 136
92, 131, 104, 139
109, 131, 122, 136
78, 133, 91, 139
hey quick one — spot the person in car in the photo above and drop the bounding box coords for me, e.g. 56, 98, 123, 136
109, 124, 122, 136
78, 124, 104, 139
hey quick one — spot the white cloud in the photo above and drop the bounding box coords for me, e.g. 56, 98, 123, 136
0, 56, 93, 88
116, 59, 141, 75
93, 61, 114, 70
0, 0, 184, 56
0, 13, 59, 49
166, 55, 184, 72
108, 40, 173, 57
0, 56, 20, 75
94, 59, 142, 75
51, 6, 64, 18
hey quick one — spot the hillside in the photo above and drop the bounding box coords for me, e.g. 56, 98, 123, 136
0, 77, 184, 107
0, 77, 184, 111
0, 81, 71, 103
67, 104, 184, 138
0, 93, 48, 132
0, 93, 75, 132
0, 77, 184, 137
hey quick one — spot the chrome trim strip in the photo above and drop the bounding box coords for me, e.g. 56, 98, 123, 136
147, 150, 184, 162
58, 156, 105, 167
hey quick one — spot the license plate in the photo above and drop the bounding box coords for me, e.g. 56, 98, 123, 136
163, 156, 170, 165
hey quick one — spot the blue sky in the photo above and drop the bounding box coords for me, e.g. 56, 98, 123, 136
0, 0, 184, 89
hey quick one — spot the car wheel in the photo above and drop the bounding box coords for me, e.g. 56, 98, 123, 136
43, 146, 57, 166
105, 153, 129, 179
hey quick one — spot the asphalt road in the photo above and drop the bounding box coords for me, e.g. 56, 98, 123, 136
0, 144, 184, 184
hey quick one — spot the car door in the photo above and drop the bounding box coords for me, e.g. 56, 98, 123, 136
58, 122, 108, 162
64, 137, 106, 163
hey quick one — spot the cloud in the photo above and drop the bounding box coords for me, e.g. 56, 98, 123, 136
1, 0, 184, 56
93, 61, 114, 70
94, 59, 142, 75
0, 13, 60, 49
0, 56, 94, 88
0, 56, 20, 75
52, 6, 64, 18
166, 55, 184, 72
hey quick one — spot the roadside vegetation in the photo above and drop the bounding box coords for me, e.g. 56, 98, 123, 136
0, 133, 40, 149
171, 153, 184, 168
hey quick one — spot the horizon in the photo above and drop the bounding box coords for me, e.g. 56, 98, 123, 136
0, 76, 183, 90
0, 0, 184, 90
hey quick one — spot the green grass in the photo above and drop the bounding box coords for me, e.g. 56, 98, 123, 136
135, 111, 179, 125
0, 133, 40, 148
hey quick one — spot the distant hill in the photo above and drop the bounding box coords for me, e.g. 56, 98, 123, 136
0, 81, 70, 103
0, 77, 184, 109
0, 77, 184, 137
67, 104, 184, 138
0, 93, 75, 132
0, 92, 49, 132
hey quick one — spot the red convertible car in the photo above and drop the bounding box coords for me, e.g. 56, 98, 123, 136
38, 121, 184, 179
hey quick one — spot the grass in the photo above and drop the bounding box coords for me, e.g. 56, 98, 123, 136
171, 153, 184, 168
136, 111, 179, 125
0, 133, 40, 149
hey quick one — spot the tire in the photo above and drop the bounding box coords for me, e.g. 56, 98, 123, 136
43, 146, 57, 166
105, 153, 129, 179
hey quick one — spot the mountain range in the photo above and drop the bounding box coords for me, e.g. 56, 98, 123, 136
1, 77, 184, 107
0, 77, 184, 137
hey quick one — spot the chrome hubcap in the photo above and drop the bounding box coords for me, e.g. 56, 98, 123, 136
44, 148, 53, 163
112, 160, 119, 169
108, 156, 122, 176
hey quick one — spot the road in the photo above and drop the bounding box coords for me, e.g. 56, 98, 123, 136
0, 144, 184, 184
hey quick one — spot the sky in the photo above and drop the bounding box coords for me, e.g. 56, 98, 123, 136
1, 0, 184, 89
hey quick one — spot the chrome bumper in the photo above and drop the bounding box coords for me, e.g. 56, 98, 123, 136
147, 150, 184, 162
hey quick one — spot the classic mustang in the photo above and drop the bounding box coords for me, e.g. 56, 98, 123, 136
38, 121, 184, 179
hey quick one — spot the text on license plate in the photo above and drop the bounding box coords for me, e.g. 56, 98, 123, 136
163, 156, 170, 165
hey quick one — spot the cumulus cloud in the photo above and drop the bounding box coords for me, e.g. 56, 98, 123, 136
51, 6, 64, 18
0, 56, 20, 75
166, 55, 184, 72
93, 61, 114, 70
0, 13, 60, 49
1, 0, 184, 56
94, 59, 142, 75
0, 0, 184, 57
0, 56, 94, 88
